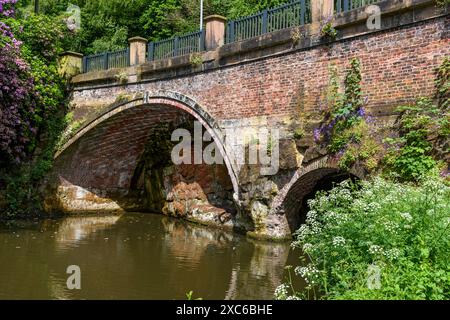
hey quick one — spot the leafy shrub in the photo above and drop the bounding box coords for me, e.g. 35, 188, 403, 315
0, 0, 38, 164
276, 176, 450, 300
384, 58, 449, 181
1, 2, 69, 217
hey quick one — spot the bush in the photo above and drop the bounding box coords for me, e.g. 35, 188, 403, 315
276, 176, 450, 300
1, 3, 69, 218
0, 1, 39, 164
384, 58, 449, 181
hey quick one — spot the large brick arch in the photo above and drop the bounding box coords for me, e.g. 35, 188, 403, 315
55, 91, 240, 200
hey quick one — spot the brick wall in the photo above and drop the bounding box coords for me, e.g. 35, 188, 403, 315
73, 16, 449, 123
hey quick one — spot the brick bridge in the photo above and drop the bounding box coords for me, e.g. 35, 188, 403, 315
47, 0, 449, 240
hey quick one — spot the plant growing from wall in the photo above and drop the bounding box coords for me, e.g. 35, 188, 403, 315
383, 57, 449, 181
291, 26, 302, 46
315, 59, 382, 172
115, 71, 128, 84
320, 17, 337, 41
189, 52, 203, 67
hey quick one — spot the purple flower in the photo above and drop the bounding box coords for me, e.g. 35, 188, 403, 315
357, 107, 366, 118
313, 128, 321, 142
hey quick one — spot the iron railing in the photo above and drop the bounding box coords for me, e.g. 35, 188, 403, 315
226, 0, 311, 44
335, 0, 381, 13
80, 0, 386, 72
83, 48, 130, 73
148, 30, 206, 61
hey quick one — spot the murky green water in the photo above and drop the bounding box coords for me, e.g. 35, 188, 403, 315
0, 213, 303, 300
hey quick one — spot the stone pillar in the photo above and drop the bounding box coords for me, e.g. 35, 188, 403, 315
311, 0, 335, 23
128, 37, 148, 66
204, 15, 227, 51
58, 51, 83, 78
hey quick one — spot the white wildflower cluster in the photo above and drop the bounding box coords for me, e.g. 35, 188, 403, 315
384, 248, 401, 260
382, 220, 399, 233
332, 236, 346, 247
400, 212, 413, 222
354, 199, 382, 214
301, 210, 322, 236
274, 284, 290, 300
302, 243, 314, 253
305, 210, 318, 223
295, 224, 311, 242
337, 188, 353, 202
286, 295, 301, 300
368, 245, 384, 255
295, 265, 320, 284
323, 210, 348, 225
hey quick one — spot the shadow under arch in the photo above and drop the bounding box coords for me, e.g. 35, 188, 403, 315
271, 157, 363, 234
55, 91, 240, 199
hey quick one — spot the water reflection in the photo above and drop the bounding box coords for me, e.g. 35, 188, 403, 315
55, 215, 122, 250
0, 213, 303, 300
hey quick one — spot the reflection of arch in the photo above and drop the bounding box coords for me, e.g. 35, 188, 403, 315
56, 91, 239, 197
271, 157, 362, 233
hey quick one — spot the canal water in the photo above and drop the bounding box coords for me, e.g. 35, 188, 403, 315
0, 213, 304, 300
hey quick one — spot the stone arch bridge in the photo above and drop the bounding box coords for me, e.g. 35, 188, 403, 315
47, 0, 449, 240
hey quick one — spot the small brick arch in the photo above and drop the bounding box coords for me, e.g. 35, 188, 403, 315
56, 91, 240, 198
271, 156, 363, 233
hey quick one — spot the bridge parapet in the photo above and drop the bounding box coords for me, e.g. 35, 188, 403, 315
62, 0, 446, 89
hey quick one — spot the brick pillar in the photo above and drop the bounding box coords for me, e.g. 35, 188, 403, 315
128, 37, 148, 66
204, 15, 227, 51
58, 51, 83, 78
311, 0, 335, 23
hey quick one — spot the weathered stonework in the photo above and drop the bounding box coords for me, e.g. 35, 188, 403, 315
46, 1, 450, 240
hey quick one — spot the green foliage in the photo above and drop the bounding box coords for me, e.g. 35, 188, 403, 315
315, 59, 381, 171
1, 12, 69, 218
15, 0, 292, 54
383, 58, 449, 182
320, 22, 337, 41
185, 290, 203, 300
436, 0, 450, 7
189, 52, 203, 67
276, 176, 450, 300
293, 127, 305, 140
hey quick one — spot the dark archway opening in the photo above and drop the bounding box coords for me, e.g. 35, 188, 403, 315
129, 111, 237, 225
284, 168, 359, 233
296, 172, 357, 225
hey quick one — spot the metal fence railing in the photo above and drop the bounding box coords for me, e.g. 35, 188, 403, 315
226, 0, 311, 44
335, 0, 381, 13
148, 30, 206, 61
80, 0, 385, 73
83, 48, 130, 73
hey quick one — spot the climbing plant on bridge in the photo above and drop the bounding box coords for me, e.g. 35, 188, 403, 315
314, 58, 382, 172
